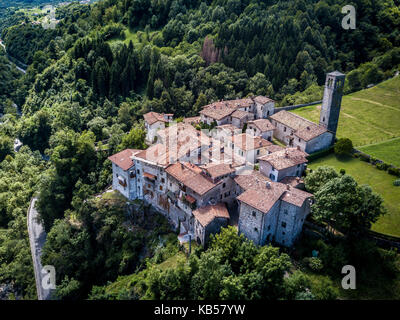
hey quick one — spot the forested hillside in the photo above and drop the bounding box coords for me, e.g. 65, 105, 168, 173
0, 0, 399, 300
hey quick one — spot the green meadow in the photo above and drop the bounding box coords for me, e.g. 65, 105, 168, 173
308, 154, 400, 237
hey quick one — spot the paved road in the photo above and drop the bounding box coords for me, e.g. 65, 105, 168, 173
0, 39, 27, 74
27, 197, 53, 300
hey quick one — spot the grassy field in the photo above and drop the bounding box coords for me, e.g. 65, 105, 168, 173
292, 77, 400, 157
358, 137, 400, 167
308, 154, 400, 237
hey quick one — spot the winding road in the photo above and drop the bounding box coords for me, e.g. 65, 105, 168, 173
27, 197, 53, 300
0, 39, 27, 74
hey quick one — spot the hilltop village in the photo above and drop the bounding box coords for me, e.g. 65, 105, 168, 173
108, 71, 345, 247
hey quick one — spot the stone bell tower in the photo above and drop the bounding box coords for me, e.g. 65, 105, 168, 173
319, 71, 346, 138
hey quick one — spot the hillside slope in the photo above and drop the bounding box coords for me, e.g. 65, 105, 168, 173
293, 76, 400, 166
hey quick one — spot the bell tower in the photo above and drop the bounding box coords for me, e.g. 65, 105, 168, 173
319, 71, 346, 137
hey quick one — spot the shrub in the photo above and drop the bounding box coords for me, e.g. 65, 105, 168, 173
307, 146, 334, 161
394, 179, 400, 187
334, 138, 353, 155
358, 153, 370, 162
388, 167, 400, 177
304, 257, 324, 272
310, 276, 339, 300
340, 169, 346, 175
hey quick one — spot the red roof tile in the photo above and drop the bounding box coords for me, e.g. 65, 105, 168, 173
108, 149, 142, 171
193, 203, 230, 227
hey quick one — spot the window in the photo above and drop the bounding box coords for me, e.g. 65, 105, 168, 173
220, 195, 222, 199
282, 232, 285, 235
137, 169, 140, 174
284, 210, 288, 215
257, 149, 260, 155
252, 211, 256, 217
223, 183, 226, 188
254, 227, 258, 232
282, 221, 286, 228
161, 178, 165, 183
159, 186, 163, 191
267, 225, 271, 231
284, 127, 287, 132
298, 138, 301, 142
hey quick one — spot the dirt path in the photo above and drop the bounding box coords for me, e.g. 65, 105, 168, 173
350, 97, 400, 112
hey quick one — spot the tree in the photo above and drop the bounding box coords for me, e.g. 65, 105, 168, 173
313, 174, 386, 235
305, 166, 339, 193
334, 138, 353, 156
254, 245, 291, 299
0, 135, 13, 162
118, 123, 147, 151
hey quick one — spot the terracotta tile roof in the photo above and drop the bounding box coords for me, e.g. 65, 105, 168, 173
143, 112, 167, 125
281, 185, 313, 207
183, 116, 201, 125
237, 181, 312, 213
234, 171, 271, 191
258, 147, 308, 170
280, 176, 304, 188
254, 96, 274, 104
231, 110, 254, 119
143, 172, 156, 180
265, 144, 285, 154
199, 102, 236, 121
200, 98, 256, 121
135, 144, 170, 166
248, 119, 275, 132
270, 110, 328, 141
193, 203, 230, 227
231, 133, 272, 151
137, 123, 214, 165
108, 149, 142, 171
295, 125, 328, 141
165, 162, 218, 195
237, 182, 287, 213
185, 194, 196, 204
201, 163, 235, 179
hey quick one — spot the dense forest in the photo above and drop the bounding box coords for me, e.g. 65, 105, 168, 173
0, 0, 399, 299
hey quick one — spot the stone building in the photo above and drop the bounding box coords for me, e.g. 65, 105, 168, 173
108, 149, 142, 200
143, 112, 173, 144
319, 71, 346, 137
270, 110, 333, 154
199, 96, 275, 126
257, 147, 308, 182
226, 133, 272, 164
236, 179, 313, 247
193, 203, 230, 246
269, 71, 345, 153
246, 119, 275, 141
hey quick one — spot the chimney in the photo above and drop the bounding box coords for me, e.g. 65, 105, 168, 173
266, 182, 271, 189
297, 145, 300, 150
285, 150, 289, 158
286, 184, 290, 191
307, 126, 310, 130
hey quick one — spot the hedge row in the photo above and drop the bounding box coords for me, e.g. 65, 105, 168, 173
307, 146, 334, 161
353, 151, 400, 177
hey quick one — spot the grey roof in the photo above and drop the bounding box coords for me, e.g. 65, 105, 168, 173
328, 71, 345, 77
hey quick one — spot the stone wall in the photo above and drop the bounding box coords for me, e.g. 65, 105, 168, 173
274, 100, 322, 113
